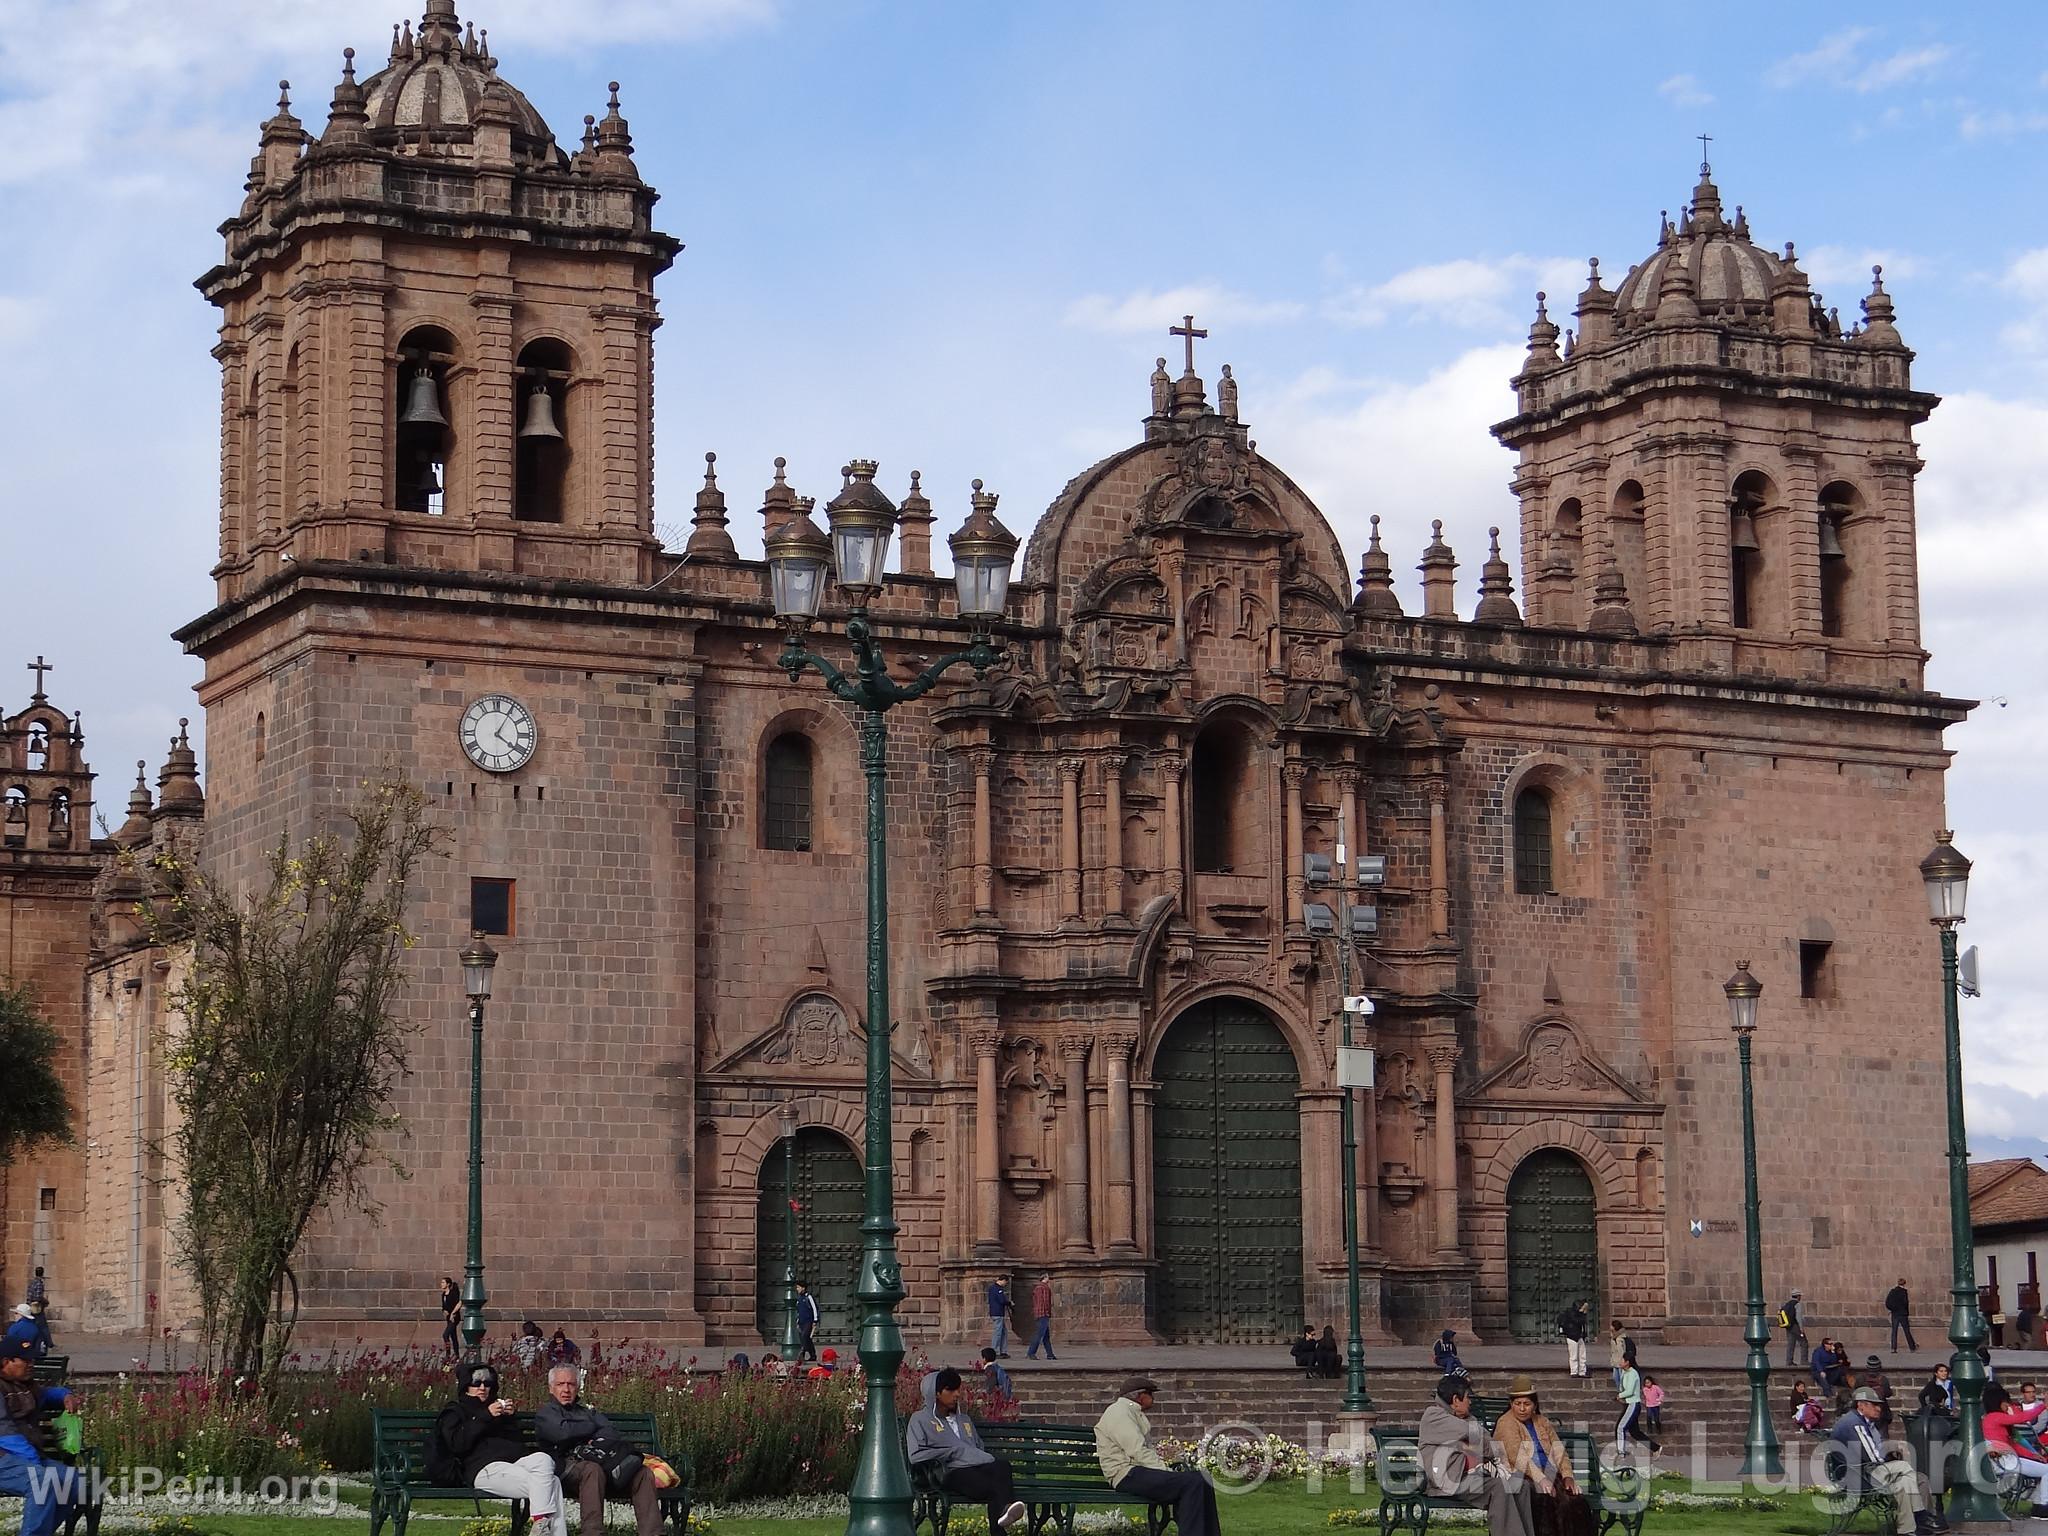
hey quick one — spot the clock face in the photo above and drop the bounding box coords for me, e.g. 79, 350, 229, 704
460, 694, 538, 773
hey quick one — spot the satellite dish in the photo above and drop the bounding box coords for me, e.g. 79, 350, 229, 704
1959, 945, 1982, 998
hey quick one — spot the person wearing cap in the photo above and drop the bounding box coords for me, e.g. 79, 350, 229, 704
1494, 1377, 1592, 1536
1418, 1374, 1532, 1536
0, 1338, 79, 1536
1781, 1290, 1808, 1368
806, 1347, 839, 1381
433, 1362, 566, 1536
1094, 1379, 1219, 1536
0, 1307, 39, 1364
907, 1369, 1027, 1532
1832, 1384, 1943, 1534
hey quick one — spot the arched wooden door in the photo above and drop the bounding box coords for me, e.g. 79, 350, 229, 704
1151, 999, 1303, 1341
755, 1128, 862, 1346
1506, 1148, 1599, 1340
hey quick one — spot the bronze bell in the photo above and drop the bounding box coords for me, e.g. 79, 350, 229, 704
1730, 509, 1760, 552
399, 367, 448, 428
518, 384, 563, 441
412, 459, 442, 499
1819, 515, 1846, 559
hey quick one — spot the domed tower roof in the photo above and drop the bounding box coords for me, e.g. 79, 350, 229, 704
357, 1, 562, 165
1611, 161, 1782, 325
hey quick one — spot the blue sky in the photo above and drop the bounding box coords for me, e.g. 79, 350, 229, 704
3, 0, 2045, 1150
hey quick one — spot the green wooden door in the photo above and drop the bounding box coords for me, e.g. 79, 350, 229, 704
1506, 1149, 1599, 1341
1152, 1000, 1303, 1341
756, 1129, 863, 1346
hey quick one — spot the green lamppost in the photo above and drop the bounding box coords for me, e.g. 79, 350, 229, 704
780, 1105, 802, 1360
1723, 960, 1782, 1479
458, 931, 498, 1361
1921, 831, 1998, 1523
766, 462, 1018, 1536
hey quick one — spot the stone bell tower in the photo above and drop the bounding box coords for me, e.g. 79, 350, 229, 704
197, 0, 679, 599
1494, 159, 1937, 691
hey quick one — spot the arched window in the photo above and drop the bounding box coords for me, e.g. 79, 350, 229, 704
1729, 489, 1763, 629
1513, 786, 1554, 895
1190, 720, 1252, 873
514, 338, 572, 523
25, 725, 48, 769
762, 733, 814, 852
283, 342, 310, 518
2, 787, 26, 848
910, 1130, 935, 1196
1818, 481, 1859, 640
1729, 470, 1778, 633
254, 711, 267, 767
1610, 481, 1646, 614
394, 326, 456, 516
46, 789, 70, 848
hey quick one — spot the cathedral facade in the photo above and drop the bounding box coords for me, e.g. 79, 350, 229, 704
6, 4, 1971, 1347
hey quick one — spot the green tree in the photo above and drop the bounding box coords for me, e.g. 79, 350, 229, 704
149, 779, 440, 1386
0, 984, 75, 1167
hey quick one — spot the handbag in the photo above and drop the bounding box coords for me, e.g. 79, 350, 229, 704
643, 1455, 679, 1490
574, 1434, 646, 1496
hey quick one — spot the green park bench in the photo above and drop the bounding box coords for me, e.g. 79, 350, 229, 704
31, 1355, 68, 1385
1371, 1424, 1647, 1536
368, 1407, 691, 1536
909, 1421, 1174, 1536
1815, 1441, 1897, 1536
0, 1448, 105, 1536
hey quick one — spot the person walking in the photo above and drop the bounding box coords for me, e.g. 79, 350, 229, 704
1094, 1378, 1220, 1536
1558, 1301, 1589, 1377
794, 1281, 820, 1364
986, 1277, 1014, 1359
1606, 1320, 1630, 1390
1615, 1353, 1658, 1456
1886, 1279, 1919, 1354
1781, 1290, 1808, 1368
23, 1270, 49, 1359
439, 1275, 461, 1361
1026, 1273, 1055, 1360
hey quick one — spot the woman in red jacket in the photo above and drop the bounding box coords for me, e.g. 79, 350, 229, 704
1983, 1382, 2048, 1517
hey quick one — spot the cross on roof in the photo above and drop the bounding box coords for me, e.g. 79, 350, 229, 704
1698, 133, 1713, 173
1170, 314, 1207, 375
26, 655, 51, 700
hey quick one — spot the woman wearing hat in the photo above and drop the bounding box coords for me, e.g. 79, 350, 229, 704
1495, 1377, 1594, 1536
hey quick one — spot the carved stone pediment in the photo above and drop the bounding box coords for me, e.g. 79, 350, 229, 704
1473, 1018, 1645, 1104
706, 990, 930, 1080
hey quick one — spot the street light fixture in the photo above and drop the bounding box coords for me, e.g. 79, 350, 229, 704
779, 1105, 801, 1361
1920, 831, 1996, 1523
767, 460, 1017, 1536
457, 930, 498, 1362
1722, 959, 1781, 1479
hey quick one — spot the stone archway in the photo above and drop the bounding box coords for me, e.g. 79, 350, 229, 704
754, 1128, 862, 1348
1506, 1148, 1599, 1341
1150, 997, 1302, 1341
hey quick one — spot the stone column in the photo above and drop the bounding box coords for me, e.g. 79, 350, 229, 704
1160, 752, 1186, 910
1429, 1041, 1462, 1258
969, 747, 995, 918
1104, 1033, 1138, 1251
973, 1028, 1002, 1254
1059, 1037, 1092, 1254
1059, 756, 1084, 921
1101, 752, 1125, 921
1427, 772, 1451, 939
468, 286, 515, 523
1283, 760, 1307, 927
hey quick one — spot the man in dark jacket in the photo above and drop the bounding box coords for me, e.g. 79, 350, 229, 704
794, 1282, 820, 1365
1559, 1301, 1589, 1377
0, 1340, 77, 1536
434, 1363, 565, 1536
535, 1365, 660, 1536
906, 1370, 1026, 1531
1886, 1280, 1919, 1353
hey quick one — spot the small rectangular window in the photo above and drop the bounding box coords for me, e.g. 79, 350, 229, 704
1800, 940, 1831, 1000
37, 1189, 54, 1211
1812, 1215, 1832, 1249
471, 877, 515, 937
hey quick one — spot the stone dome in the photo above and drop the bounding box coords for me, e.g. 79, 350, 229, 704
1611, 165, 1783, 322
358, 2, 562, 165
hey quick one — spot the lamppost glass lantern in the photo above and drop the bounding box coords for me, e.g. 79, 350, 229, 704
947, 480, 1020, 623
1919, 830, 1971, 927
825, 460, 898, 602
460, 931, 498, 1002
1723, 960, 1761, 1034
765, 505, 833, 626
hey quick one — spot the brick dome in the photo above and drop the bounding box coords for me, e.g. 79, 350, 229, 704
1611, 165, 1782, 323
359, 2, 562, 164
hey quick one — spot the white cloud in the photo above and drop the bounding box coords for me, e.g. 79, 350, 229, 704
1326, 255, 1584, 331
1658, 74, 1714, 109
1798, 245, 1923, 290
1995, 250, 2048, 355
1962, 109, 2048, 140
1062, 285, 1305, 337
1765, 28, 1950, 93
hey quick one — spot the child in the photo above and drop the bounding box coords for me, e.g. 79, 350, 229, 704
1795, 1391, 1826, 1436
1642, 1374, 1665, 1434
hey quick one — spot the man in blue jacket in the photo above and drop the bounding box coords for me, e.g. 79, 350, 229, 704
906, 1370, 1025, 1531
793, 1282, 820, 1365
0, 1338, 79, 1536
986, 1279, 1013, 1358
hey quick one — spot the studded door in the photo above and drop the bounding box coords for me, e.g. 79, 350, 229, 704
1506, 1148, 1600, 1341
755, 1128, 864, 1346
1152, 999, 1303, 1341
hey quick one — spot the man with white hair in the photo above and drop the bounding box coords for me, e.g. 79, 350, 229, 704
433, 1363, 565, 1536
533, 1364, 661, 1536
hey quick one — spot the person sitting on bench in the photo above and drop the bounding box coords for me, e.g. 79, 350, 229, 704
433, 1363, 566, 1536
1418, 1374, 1533, 1536
1094, 1378, 1221, 1536
905, 1370, 1026, 1532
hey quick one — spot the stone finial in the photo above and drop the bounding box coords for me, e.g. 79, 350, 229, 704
1587, 536, 1638, 637
1148, 357, 1171, 418
593, 82, 640, 180
1859, 264, 1904, 348
759, 455, 797, 533
1654, 246, 1699, 323
684, 452, 736, 560
157, 718, 205, 815
895, 469, 935, 577
257, 79, 305, 183
114, 762, 154, 847
1770, 240, 1814, 334
1689, 159, 1724, 233
1519, 292, 1562, 374
1575, 257, 1616, 349
1218, 364, 1239, 422
1419, 519, 1458, 620
389, 22, 406, 65
420, 0, 461, 53
1473, 526, 1522, 627
322, 48, 370, 145
1353, 515, 1403, 618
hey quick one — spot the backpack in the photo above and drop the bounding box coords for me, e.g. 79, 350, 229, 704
426, 1405, 467, 1487
1777, 1305, 1794, 1330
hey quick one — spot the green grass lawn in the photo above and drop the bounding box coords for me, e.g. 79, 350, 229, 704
125, 1478, 1883, 1536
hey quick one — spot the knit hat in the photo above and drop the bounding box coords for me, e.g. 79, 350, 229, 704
821, 1348, 838, 1363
